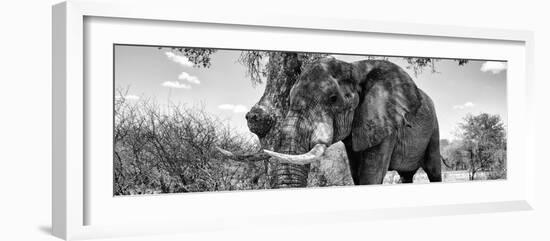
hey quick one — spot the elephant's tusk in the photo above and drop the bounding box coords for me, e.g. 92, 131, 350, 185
263, 144, 327, 165
215, 146, 271, 163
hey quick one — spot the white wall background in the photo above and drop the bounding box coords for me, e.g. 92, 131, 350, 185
0, 0, 548, 240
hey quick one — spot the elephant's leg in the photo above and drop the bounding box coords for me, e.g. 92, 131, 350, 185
397, 171, 416, 183
422, 131, 442, 182
356, 136, 396, 185
343, 137, 361, 185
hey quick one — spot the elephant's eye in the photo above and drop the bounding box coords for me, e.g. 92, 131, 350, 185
328, 95, 338, 103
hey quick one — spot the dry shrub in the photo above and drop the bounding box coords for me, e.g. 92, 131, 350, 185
114, 93, 267, 195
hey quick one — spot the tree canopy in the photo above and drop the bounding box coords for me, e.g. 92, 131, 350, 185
160, 47, 469, 84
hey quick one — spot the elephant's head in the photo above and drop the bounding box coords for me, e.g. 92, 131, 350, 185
264, 57, 423, 187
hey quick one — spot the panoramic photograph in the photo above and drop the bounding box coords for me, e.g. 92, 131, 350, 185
113, 45, 507, 196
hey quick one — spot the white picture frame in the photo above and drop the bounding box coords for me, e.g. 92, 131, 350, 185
52, 0, 535, 240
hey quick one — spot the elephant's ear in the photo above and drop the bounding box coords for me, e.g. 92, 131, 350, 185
350, 60, 422, 152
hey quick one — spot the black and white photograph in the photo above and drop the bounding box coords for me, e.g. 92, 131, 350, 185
113, 45, 507, 195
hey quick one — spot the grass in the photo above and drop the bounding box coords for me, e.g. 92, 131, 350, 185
383, 169, 489, 184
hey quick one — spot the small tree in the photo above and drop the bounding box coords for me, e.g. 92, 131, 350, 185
457, 113, 506, 180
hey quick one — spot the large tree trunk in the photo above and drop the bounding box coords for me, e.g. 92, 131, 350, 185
246, 52, 302, 145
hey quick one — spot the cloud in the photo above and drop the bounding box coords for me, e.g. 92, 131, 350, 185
115, 94, 140, 100
453, 102, 475, 110
164, 52, 194, 67
178, 72, 200, 84
480, 61, 507, 74
161, 81, 191, 89
218, 104, 249, 113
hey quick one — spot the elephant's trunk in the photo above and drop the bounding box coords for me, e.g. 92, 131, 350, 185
274, 162, 310, 188
272, 115, 310, 188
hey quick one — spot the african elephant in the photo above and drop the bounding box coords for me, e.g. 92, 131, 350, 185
263, 57, 442, 187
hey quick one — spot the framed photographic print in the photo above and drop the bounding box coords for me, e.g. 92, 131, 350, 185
52, 0, 535, 240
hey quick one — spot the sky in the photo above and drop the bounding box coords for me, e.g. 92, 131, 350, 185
114, 45, 507, 141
